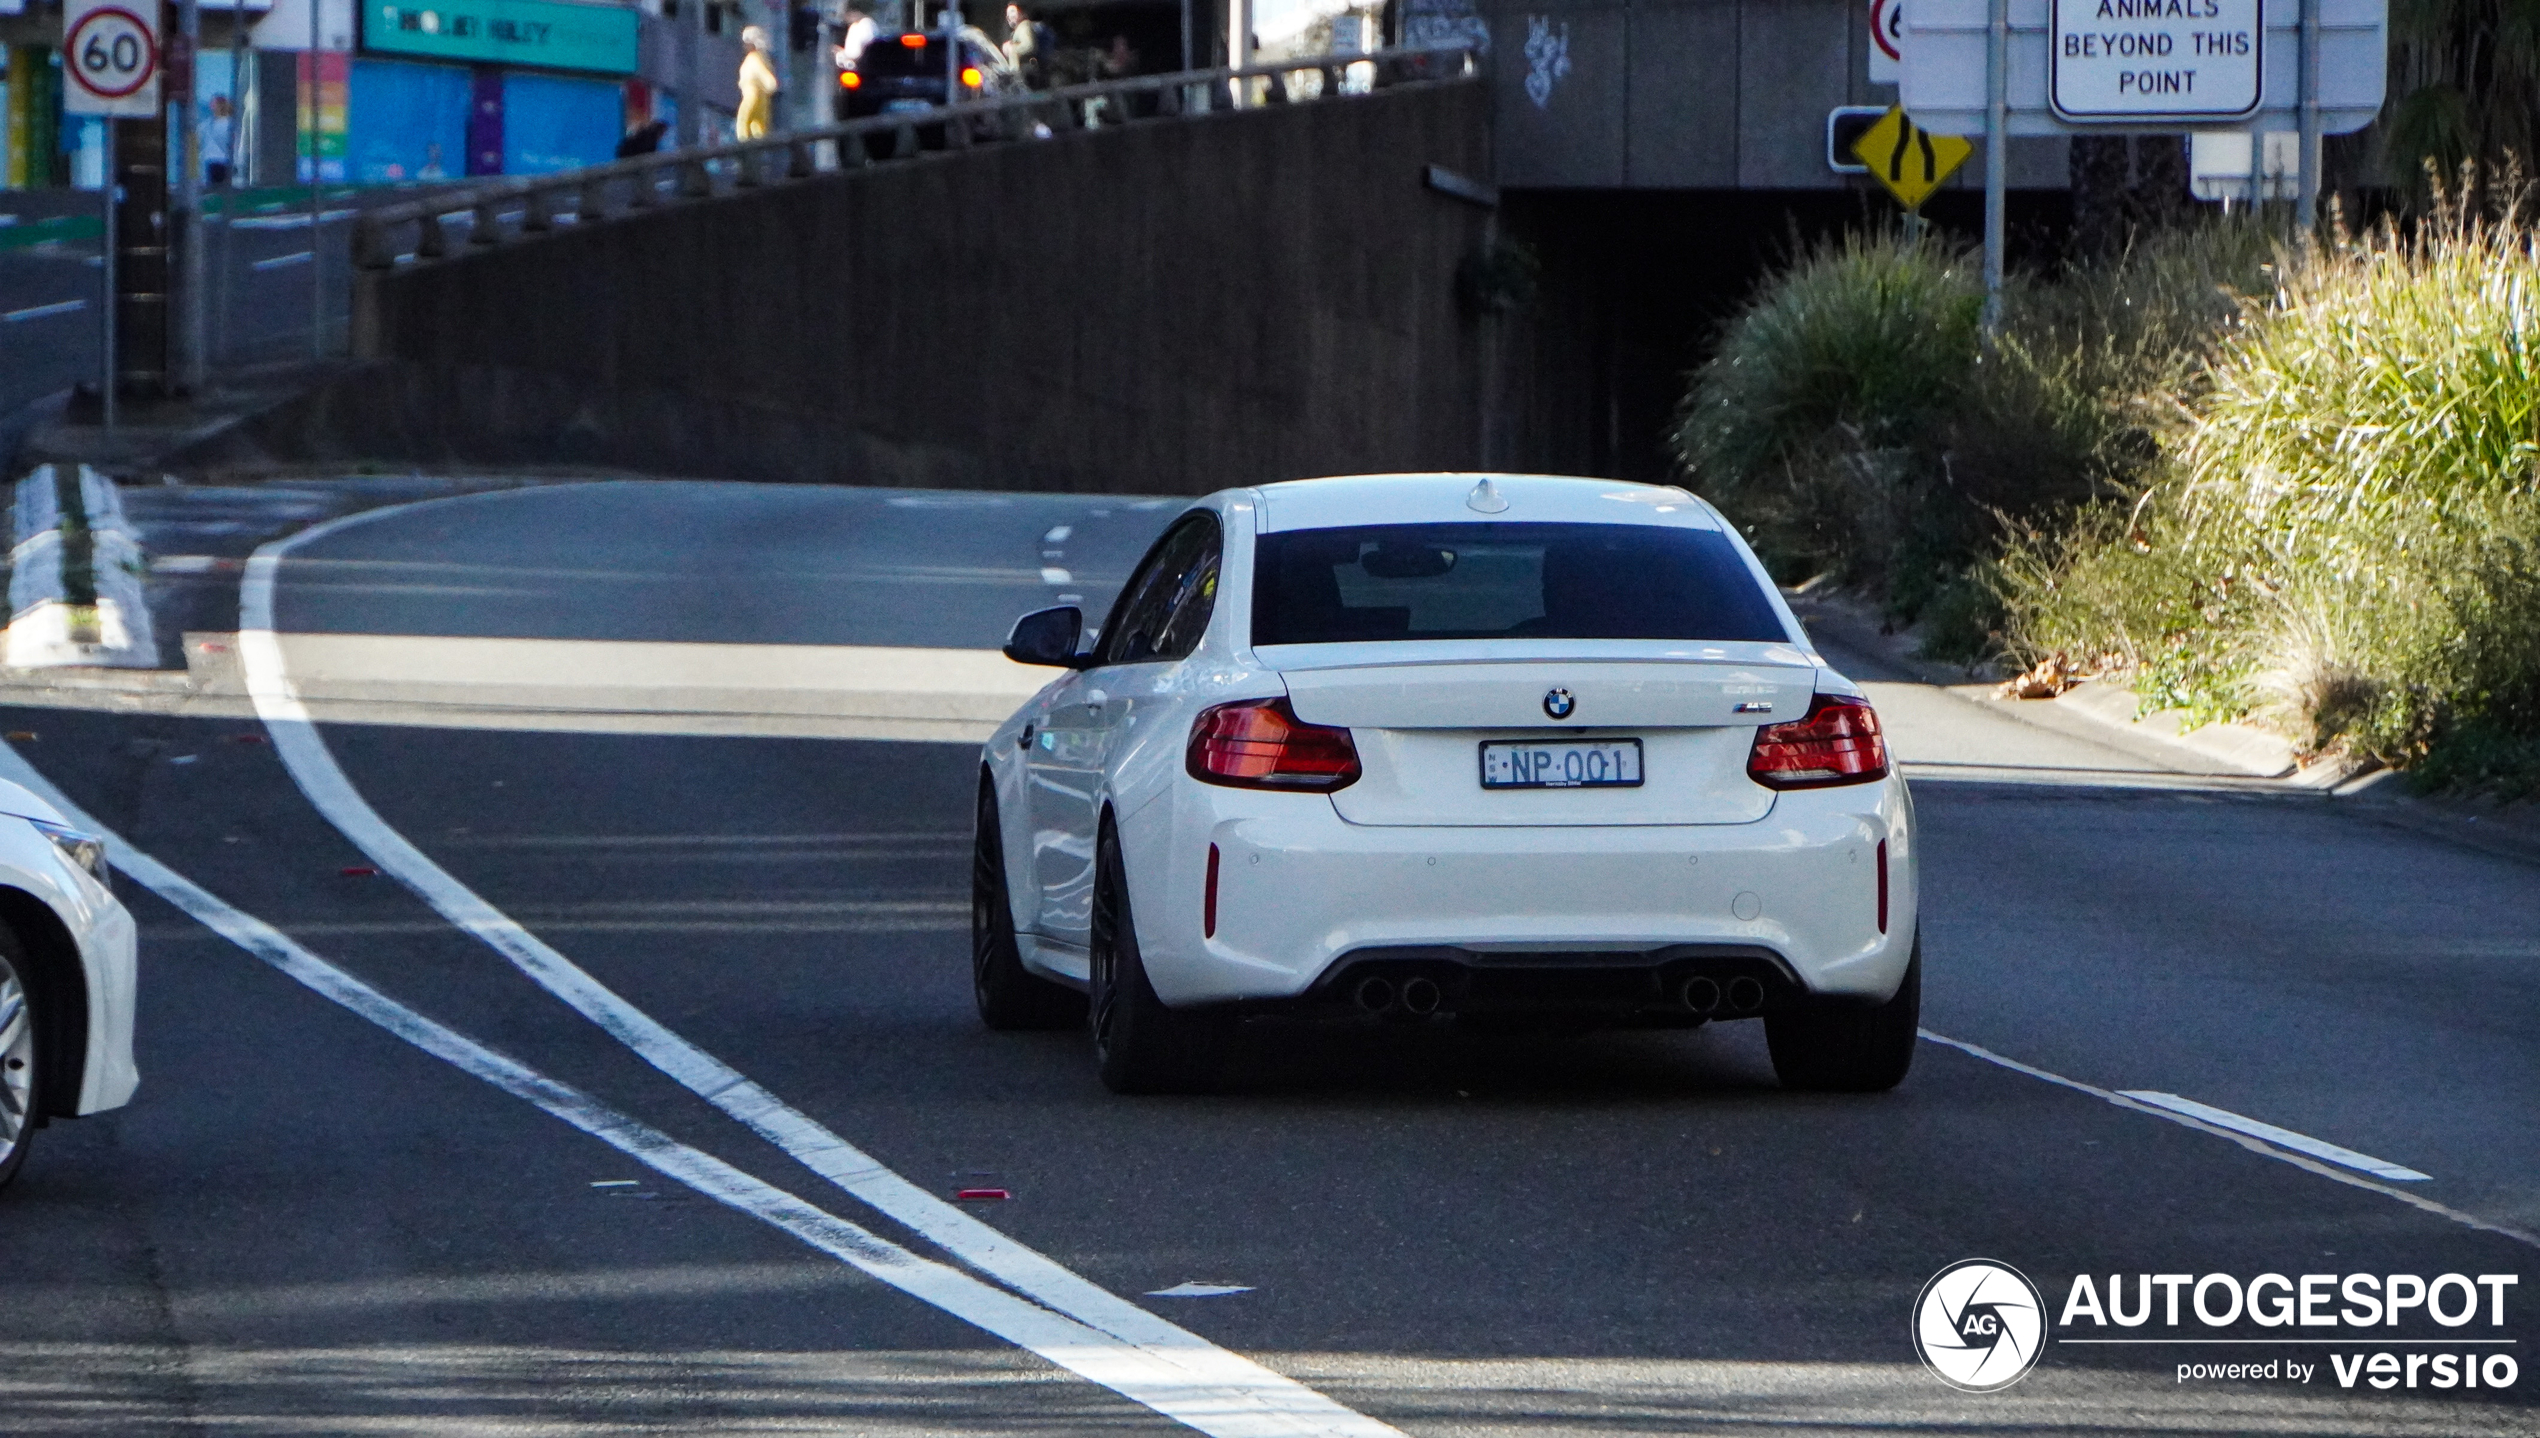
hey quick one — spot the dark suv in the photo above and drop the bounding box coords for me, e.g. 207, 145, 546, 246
836, 32, 983, 121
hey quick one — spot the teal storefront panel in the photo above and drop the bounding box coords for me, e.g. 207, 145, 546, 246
347, 57, 469, 182
501, 70, 620, 174
362, 0, 638, 76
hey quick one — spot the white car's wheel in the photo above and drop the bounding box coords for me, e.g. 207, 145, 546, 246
1764, 937, 1919, 1093
0, 937, 37, 1193
972, 780, 1085, 1031
1089, 820, 1227, 1094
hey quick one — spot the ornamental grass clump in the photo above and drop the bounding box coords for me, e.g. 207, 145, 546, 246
2003, 180, 2540, 787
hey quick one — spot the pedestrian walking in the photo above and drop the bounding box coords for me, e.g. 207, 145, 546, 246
1000, 4, 1046, 87
737, 26, 781, 140
203, 94, 236, 186
615, 118, 671, 158
834, 4, 876, 69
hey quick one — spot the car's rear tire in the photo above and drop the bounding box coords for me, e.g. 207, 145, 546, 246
1765, 939, 1919, 1093
0, 936, 39, 1194
1089, 820, 1225, 1094
973, 780, 1087, 1032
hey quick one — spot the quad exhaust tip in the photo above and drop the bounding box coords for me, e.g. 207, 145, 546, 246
1681, 975, 1723, 1015
1400, 976, 1442, 1016
1681, 974, 1767, 1015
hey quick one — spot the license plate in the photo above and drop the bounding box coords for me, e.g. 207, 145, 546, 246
1479, 738, 1644, 789
882, 99, 935, 114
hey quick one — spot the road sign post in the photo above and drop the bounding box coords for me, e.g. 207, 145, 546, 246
63, 0, 162, 426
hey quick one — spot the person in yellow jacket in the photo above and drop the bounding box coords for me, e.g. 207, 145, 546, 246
737, 26, 781, 139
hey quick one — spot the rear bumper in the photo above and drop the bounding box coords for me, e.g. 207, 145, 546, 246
1126, 774, 1917, 1009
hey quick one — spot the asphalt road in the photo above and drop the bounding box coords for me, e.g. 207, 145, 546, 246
1, 480, 2533, 1435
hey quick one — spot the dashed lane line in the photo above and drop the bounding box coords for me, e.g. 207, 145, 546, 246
240, 499, 1399, 1438
1920, 1030, 2537, 1250
0, 739, 1393, 1437
2117, 1090, 2433, 1183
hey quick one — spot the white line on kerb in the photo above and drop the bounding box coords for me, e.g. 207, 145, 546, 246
2116, 1090, 2432, 1183
2, 298, 87, 322
240, 495, 1398, 1438
0, 742, 1377, 1435
1920, 1030, 2539, 1251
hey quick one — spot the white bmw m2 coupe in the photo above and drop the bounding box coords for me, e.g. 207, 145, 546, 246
973, 474, 1917, 1094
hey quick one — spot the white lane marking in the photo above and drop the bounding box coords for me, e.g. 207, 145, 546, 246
1149, 1283, 1256, 1298
3, 299, 88, 323
1044, 526, 1073, 543
230, 207, 358, 229
251, 250, 315, 271
240, 503, 1396, 1438
2116, 1091, 2432, 1183
0, 743, 1384, 1436
1919, 1031, 2538, 1250
1041, 567, 1073, 584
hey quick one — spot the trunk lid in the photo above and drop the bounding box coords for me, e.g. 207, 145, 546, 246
1274, 647, 1819, 827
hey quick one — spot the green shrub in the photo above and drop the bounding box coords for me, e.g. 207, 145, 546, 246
1998, 191, 2540, 789
1671, 219, 2276, 662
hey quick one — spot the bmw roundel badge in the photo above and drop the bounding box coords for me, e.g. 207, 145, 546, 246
1543, 687, 1576, 720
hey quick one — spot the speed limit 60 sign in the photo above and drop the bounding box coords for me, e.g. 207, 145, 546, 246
64, 0, 161, 116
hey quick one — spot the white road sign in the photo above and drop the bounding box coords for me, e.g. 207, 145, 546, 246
2052, 0, 2260, 120
1903, 0, 2384, 136
1870, 0, 1904, 83
63, 0, 161, 117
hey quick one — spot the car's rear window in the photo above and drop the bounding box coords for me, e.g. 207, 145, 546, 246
857, 38, 940, 73
1251, 522, 1788, 646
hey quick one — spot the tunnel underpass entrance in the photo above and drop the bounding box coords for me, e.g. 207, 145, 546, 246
1500, 187, 2075, 487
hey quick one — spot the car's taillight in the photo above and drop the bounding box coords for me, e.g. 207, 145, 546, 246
960, 65, 983, 87
1187, 698, 1360, 791
1746, 692, 1889, 789
840, 70, 862, 88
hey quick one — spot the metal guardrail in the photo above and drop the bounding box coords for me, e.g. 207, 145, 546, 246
352, 45, 1478, 272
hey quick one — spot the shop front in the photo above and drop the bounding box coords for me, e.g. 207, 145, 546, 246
350, 0, 637, 180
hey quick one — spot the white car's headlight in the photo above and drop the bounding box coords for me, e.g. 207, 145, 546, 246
30, 818, 108, 884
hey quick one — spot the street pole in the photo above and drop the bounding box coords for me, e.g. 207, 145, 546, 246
101, 120, 118, 431
307, 0, 323, 359
684, 0, 704, 147
2296, 0, 2320, 235
1227, 0, 1249, 105
1980, 0, 2005, 331
178, 0, 204, 393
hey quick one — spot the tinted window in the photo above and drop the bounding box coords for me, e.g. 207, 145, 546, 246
857, 38, 941, 75
1251, 522, 1786, 646
1098, 515, 1221, 666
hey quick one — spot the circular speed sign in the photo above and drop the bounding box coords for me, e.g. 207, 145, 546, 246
66, 5, 158, 101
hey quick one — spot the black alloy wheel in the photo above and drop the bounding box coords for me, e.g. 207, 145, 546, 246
1088, 819, 1227, 1094
972, 780, 1086, 1031
1764, 936, 1920, 1093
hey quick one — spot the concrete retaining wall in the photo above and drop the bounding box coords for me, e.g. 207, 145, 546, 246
352, 81, 1496, 495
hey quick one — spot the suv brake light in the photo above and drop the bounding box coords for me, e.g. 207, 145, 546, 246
1188, 698, 1360, 791
1746, 693, 1889, 789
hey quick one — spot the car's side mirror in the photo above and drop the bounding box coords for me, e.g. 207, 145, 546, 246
1003, 606, 1089, 668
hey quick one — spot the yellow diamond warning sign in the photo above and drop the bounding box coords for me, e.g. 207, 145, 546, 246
1853, 106, 1973, 211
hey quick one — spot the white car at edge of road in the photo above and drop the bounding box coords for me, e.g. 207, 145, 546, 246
972, 473, 1917, 1094
0, 777, 138, 1192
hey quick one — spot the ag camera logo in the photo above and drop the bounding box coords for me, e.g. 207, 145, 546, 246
1914, 1259, 2048, 1392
